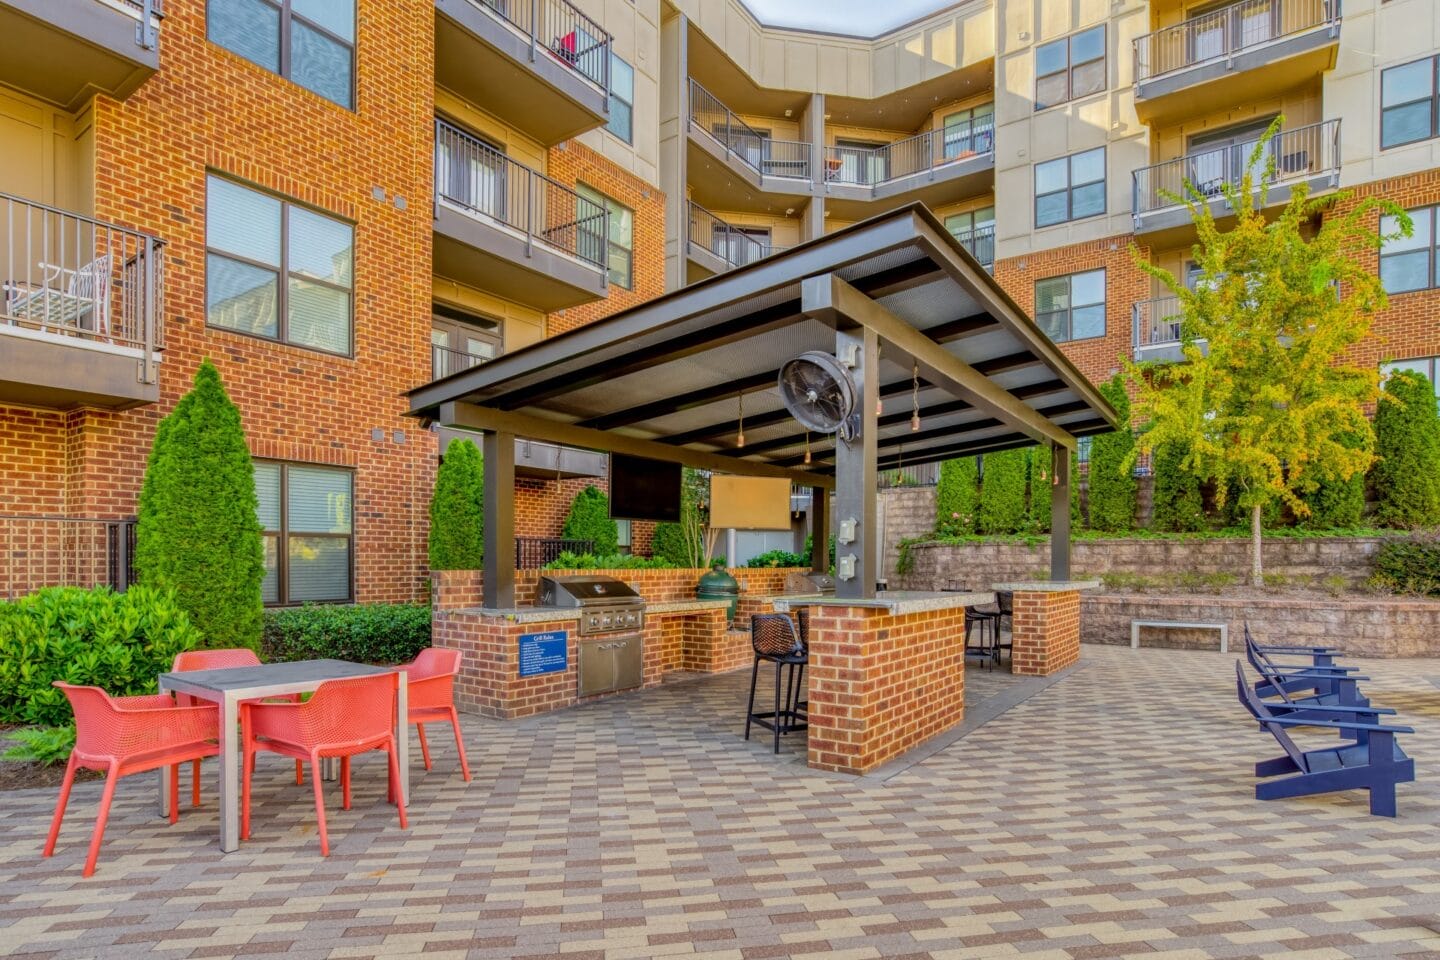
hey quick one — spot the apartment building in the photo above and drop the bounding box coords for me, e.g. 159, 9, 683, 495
0, 0, 1434, 603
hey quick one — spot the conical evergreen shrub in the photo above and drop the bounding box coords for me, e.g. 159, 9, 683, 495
935, 457, 979, 535
1374, 369, 1440, 528
429, 438, 485, 569
1150, 442, 1205, 532
135, 361, 264, 649
1087, 375, 1136, 531
977, 449, 1027, 534
563, 485, 619, 556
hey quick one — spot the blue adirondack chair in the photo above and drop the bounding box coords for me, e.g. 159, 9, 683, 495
1244, 634, 1367, 706
1243, 621, 1344, 669
1235, 662, 1414, 817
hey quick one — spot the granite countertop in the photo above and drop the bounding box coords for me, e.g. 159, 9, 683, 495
452, 606, 581, 623
990, 580, 1101, 592
647, 599, 732, 615
771, 591, 995, 615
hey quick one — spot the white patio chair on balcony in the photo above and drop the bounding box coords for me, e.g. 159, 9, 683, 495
5, 254, 112, 338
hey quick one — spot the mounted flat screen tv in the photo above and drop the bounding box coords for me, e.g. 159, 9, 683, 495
609, 454, 681, 522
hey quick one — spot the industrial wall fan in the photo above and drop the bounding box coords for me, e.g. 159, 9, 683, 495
778, 350, 860, 442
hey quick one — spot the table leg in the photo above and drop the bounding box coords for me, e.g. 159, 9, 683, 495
219, 693, 240, 854
396, 672, 409, 804
321, 758, 339, 781
156, 679, 172, 820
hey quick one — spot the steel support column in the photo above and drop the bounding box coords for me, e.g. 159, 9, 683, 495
832, 326, 879, 600
1050, 443, 1071, 581
482, 430, 517, 608
810, 485, 829, 575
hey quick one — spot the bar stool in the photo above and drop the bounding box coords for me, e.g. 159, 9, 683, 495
964, 607, 996, 670
745, 613, 808, 754
991, 591, 1014, 665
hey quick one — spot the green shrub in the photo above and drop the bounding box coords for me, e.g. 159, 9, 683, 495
650, 522, 688, 564
935, 457, 979, 535
563, 486, 619, 556
1088, 375, 1136, 532
744, 549, 807, 568
3, 726, 75, 766
429, 438, 484, 569
1299, 430, 1367, 529
977, 449, 1027, 534
1372, 531, 1440, 595
261, 604, 430, 664
1151, 443, 1205, 532
1374, 369, 1440, 528
0, 586, 202, 727
543, 551, 678, 570
135, 361, 264, 649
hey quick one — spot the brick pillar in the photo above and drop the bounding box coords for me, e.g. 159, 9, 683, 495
1010, 589, 1082, 676
806, 604, 966, 775
432, 570, 484, 611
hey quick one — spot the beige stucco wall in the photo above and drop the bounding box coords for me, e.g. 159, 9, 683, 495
572, 0, 663, 186
431, 276, 548, 351
0, 86, 91, 214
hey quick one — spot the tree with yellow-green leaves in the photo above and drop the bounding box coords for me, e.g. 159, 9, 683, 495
1125, 117, 1408, 586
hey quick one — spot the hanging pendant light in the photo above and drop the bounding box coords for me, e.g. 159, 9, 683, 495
910, 362, 921, 432
804, 430, 812, 464
736, 391, 745, 448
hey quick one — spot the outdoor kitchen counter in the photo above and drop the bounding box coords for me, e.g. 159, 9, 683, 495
647, 599, 732, 615
449, 605, 581, 623
771, 590, 995, 615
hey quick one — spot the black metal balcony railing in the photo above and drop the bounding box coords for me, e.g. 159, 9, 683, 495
0, 192, 165, 377
688, 80, 811, 181
1131, 118, 1340, 217
435, 118, 607, 270
1132, 294, 1184, 355
686, 202, 787, 270
824, 115, 994, 187
467, 0, 611, 94
431, 343, 491, 380
516, 537, 594, 569
953, 223, 995, 269
1134, 0, 1340, 83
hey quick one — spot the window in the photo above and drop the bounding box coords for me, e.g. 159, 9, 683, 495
1034, 148, 1105, 227
1381, 356, 1440, 398
943, 104, 994, 159
1035, 25, 1106, 109
1035, 269, 1106, 343
1380, 205, 1437, 293
945, 206, 995, 266
431, 303, 501, 379
206, 176, 354, 354
615, 519, 632, 554
254, 461, 353, 605
577, 184, 633, 289
1381, 55, 1440, 149
606, 54, 634, 143
207, 0, 355, 109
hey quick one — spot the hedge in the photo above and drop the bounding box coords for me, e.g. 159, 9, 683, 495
977, 449, 1027, 534
135, 361, 264, 649
0, 586, 202, 727
429, 437, 484, 569
261, 604, 431, 665
1372, 530, 1440, 595
1087, 375, 1136, 532
563, 486, 619, 556
935, 457, 979, 535
1374, 369, 1440, 528
1151, 442, 1205, 533
1299, 430, 1367, 529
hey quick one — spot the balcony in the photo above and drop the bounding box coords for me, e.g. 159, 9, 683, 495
821, 115, 995, 214
1132, 295, 1198, 363
685, 202, 788, 282
686, 80, 812, 212
434, 0, 611, 145
0, 193, 165, 410
1133, 0, 1340, 122
0, 0, 161, 109
432, 119, 607, 311
953, 223, 995, 271
431, 342, 491, 381
1131, 119, 1340, 236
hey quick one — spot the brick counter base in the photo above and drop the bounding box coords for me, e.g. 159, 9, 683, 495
1011, 590, 1081, 676
805, 605, 966, 775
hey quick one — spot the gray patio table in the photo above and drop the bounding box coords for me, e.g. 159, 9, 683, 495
156, 659, 409, 853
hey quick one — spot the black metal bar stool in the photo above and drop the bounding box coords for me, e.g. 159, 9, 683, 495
964, 607, 996, 670
745, 613, 808, 754
991, 591, 1014, 665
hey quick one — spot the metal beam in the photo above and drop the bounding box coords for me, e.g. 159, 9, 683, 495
482, 430, 516, 608
575, 369, 777, 430
810, 486, 829, 575
439, 401, 834, 488
801, 274, 1076, 451
832, 325, 879, 600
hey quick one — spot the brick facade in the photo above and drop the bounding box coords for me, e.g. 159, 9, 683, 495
805, 605, 967, 775
1010, 589, 1082, 677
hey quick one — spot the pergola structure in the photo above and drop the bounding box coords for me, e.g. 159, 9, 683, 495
409, 204, 1119, 605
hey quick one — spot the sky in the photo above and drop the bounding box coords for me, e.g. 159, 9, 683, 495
739, 0, 953, 36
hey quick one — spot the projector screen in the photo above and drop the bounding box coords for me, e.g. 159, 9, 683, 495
709, 476, 792, 530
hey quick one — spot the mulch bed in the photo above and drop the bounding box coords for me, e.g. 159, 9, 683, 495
0, 725, 95, 793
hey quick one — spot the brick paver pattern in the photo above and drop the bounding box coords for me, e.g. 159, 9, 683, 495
1, 644, 1437, 959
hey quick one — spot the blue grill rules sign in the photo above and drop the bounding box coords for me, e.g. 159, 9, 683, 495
518, 630, 568, 678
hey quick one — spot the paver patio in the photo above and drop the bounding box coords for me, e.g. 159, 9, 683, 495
1, 643, 1437, 960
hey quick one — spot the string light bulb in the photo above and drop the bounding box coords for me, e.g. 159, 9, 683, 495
910, 362, 921, 432
736, 391, 745, 448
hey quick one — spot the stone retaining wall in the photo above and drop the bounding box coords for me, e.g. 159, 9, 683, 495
898, 537, 1394, 588
1083, 593, 1440, 658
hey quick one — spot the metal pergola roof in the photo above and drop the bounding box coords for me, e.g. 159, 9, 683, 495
409, 203, 1118, 488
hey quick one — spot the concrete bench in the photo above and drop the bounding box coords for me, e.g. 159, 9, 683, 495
1131, 618, 1228, 653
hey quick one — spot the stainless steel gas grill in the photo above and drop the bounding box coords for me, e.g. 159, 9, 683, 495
537, 575, 646, 697
784, 570, 836, 596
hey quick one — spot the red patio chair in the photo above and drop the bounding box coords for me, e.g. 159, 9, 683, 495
171, 648, 303, 807
398, 648, 471, 781
43, 683, 219, 877
240, 672, 407, 856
